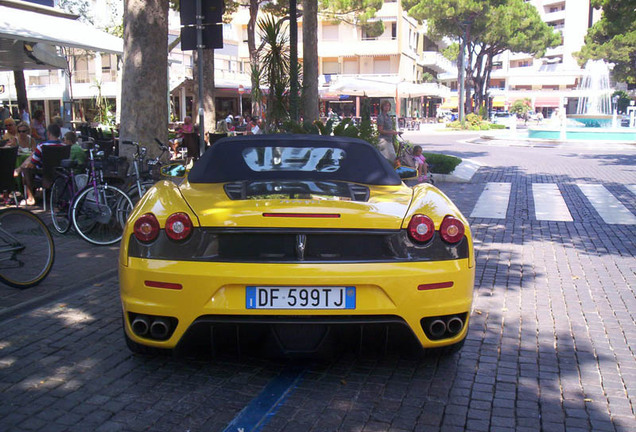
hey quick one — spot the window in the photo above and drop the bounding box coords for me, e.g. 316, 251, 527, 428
373, 59, 390, 74
322, 24, 339, 41
391, 23, 397, 40
343, 59, 358, 74
323, 60, 340, 75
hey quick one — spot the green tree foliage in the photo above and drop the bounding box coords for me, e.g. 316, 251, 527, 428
576, 0, 636, 84
509, 98, 531, 116
402, 0, 559, 113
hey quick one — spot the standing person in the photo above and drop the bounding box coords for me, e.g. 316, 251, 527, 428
376, 100, 399, 163
31, 110, 46, 142
19, 103, 30, 125
412, 145, 429, 182
0, 104, 10, 123
20, 124, 65, 206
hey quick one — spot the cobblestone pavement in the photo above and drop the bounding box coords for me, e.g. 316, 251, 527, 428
0, 134, 634, 432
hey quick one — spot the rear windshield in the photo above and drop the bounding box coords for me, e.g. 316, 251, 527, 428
242, 147, 345, 173
188, 135, 402, 185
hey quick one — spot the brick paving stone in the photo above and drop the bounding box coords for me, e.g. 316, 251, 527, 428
1, 137, 634, 432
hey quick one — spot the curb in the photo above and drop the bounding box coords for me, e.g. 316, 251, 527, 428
434, 159, 482, 183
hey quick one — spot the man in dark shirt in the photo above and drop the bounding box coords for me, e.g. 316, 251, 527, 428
21, 124, 64, 205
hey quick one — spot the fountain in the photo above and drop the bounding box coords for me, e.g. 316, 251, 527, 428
527, 60, 636, 142
569, 60, 613, 127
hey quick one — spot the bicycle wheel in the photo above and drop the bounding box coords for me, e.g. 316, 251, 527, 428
126, 180, 155, 206
71, 184, 133, 246
49, 176, 73, 234
0, 208, 55, 289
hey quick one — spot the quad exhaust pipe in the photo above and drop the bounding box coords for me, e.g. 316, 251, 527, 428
131, 316, 150, 336
130, 314, 175, 340
422, 314, 466, 340
446, 317, 464, 335
150, 317, 171, 340
428, 320, 447, 338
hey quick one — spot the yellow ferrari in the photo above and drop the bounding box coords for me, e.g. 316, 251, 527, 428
119, 135, 474, 355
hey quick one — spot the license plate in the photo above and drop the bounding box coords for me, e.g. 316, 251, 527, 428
246, 286, 356, 309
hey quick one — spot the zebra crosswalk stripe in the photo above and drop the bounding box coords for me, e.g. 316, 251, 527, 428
470, 182, 511, 219
577, 184, 636, 225
627, 185, 636, 197
532, 183, 573, 222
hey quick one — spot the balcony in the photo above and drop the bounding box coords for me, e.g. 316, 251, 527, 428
542, 0, 565, 6
418, 51, 455, 74
544, 10, 566, 22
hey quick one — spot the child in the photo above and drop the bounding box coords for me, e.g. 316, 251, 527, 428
63, 131, 87, 172
412, 145, 428, 182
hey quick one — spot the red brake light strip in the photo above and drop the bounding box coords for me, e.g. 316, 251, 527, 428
417, 282, 454, 290
145, 280, 183, 290
262, 213, 341, 218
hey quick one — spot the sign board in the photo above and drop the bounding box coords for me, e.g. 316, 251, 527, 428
238, 85, 245, 95
180, 25, 223, 50
180, 0, 224, 26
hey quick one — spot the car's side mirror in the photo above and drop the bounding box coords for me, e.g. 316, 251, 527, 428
160, 162, 186, 179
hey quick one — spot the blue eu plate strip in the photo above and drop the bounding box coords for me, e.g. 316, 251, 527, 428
246, 286, 256, 309
222, 367, 305, 432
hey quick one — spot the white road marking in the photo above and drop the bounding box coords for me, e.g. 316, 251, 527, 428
578, 184, 636, 225
532, 183, 573, 222
470, 182, 511, 219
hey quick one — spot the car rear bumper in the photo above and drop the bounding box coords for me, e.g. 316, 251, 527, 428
119, 258, 475, 350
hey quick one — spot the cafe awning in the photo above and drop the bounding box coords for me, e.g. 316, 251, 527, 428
0, 3, 123, 71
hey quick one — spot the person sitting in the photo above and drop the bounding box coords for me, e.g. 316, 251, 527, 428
248, 117, 263, 135
171, 116, 195, 157
52, 116, 70, 137
412, 145, 429, 182
20, 124, 65, 206
63, 131, 86, 172
2, 118, 18, 146
14, 122, 37, 156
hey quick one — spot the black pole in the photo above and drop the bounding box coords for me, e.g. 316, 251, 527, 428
196, 0, 205, 156
289, 0, 299, 122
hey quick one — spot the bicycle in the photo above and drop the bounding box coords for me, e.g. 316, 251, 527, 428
49, 145, 133, 245
121, 138, 171, 205
0, 207, 55, 288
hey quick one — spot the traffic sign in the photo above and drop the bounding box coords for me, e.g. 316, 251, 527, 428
238, 85, 245, 95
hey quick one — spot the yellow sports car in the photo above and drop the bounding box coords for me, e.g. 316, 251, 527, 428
119, 135, 474, 355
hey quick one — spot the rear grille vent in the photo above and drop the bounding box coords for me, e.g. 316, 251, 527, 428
350, 184, 370, 201
128, 229, 469, 263
224, 183, 244, 200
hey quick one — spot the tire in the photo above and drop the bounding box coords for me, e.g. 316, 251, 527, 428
0, 208, 55, 288
126, 180, 155, 206
49, 176, 73, 234
71, 184, 133, 246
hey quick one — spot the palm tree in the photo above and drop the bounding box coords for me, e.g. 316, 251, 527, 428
258, 15, 290, 130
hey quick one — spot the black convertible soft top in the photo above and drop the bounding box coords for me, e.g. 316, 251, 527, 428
188, 134, 402, 186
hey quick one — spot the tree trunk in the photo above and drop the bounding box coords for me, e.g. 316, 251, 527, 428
302, 0, 319, 124
120, 0, 169, 160
13, 71, 28, 115
248, 0, 260, 118
192, 50, 216, 138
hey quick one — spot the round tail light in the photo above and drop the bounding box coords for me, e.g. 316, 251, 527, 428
134, 213, 160, 243
165, 212, 193, 241
440, 216, 465, 244
407, 214, 435, 243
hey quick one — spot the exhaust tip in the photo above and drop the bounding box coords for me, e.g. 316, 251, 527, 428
131, 316, 150, 336
149, 318, 171, 340
429, 320, 447, 338
447, 317, 464, 335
